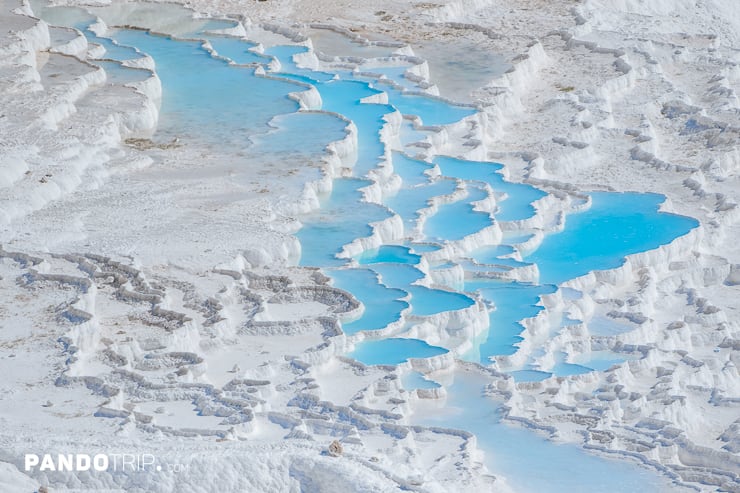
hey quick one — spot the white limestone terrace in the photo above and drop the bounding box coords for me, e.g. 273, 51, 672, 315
0, 2, 497, 491
0, 0, 738, 492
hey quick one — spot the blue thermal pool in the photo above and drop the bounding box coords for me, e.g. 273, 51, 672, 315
435, 156, 546, 221
329, 268, 408, 334
527, 192, 698, 285
94, 60, 152, 84
414, 372, 680, 492
356, 245, 421, 265
266, 45, 336, 82
588, 315, 634, 336
27, 6, 701, 488
382, 86, 477, 126
110, 29, 306, 143
385, 180, 458, 233
402, 371, 442, 390
297, 179, 392, 267
462, 280, 557, 360
358, 66, 418, 90
367, 264, 476, 316
349, 338, 448, 366
407, 286, 475, 316
249, 111, 349, 165
406, 243, 441, 253
367, 263, 425, 287
574, 350, 640, 371
423, 186, 492, 241
508, 369, 553, 382
207, 36, 270, 65
390, 152, 435, 187
314, 80, 396, 177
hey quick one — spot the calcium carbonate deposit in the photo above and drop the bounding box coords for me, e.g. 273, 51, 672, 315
0, 0, 738, 491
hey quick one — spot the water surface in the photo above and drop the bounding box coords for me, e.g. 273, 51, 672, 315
527, 192, 698, 284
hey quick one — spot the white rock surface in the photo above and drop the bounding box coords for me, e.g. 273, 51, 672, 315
1, 0, 738, 491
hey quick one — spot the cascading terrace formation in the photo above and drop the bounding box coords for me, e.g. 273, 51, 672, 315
1, 1, 737, 492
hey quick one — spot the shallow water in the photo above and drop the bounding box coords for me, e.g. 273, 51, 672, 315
508, 369, 553, 382
329, 268, 407, 334
358, 66, 420, 90
29, 1, 94, 29
382, 85, 476, 125
569, 350, 637, 372
408, 285, 476, 316
92, 1, 236, 38
407, 243, 441, 254
88, 28, 146, 62
30, 4, 698, 488
470, 244, 531, 269
411, 39, 511, 102
303, 27, 394, 59
527, 192, 698, 284
369, 263, 476, 316
385, 179, 458, 233
206, 36, 269, 65
402, 371, 441, 390
390, 152, 434, 187
414, 371, 681, 493
463, 280, 557, 360
47, 25, 78, 46
297, 179, 392, 267
266, 45, 336, 82
588, 315, 634, 336
397, 119, 431, 149
349, 337, 448, 366
249, 111, 348, 168
435, 156, 546, 221
356, 245, 421, 265
423, 185, 492, 241
94, 60, 151, 84
368, 263, 425, 287
111, 29, 304, 144
314, 79, 395, 177
472, 244, 516, 260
